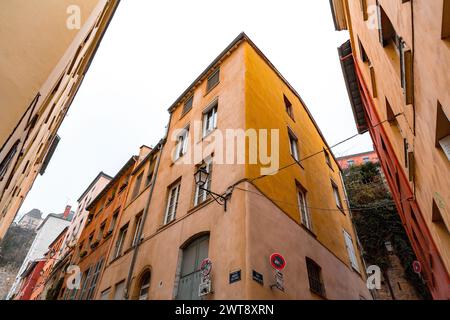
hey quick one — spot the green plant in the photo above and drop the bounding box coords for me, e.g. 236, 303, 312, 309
343, 162, 431, 299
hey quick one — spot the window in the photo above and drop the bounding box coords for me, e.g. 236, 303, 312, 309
362, 157, 370, 163
78, 267, 92, 300
100, 288, 111, 300
164, 182, 180, 225
343, 230, 360, 272
347, 159, 355, 166
206, 68, 220, 92
131, 173, 143, 199
399, 41, 413, 105
441, 0, 450, 39
98, 222, 106, 241
306, 258, 325, 297
377, 1, 397, 47
174, 126, 189, 161
113, 224, 128, 259
194, 162, 212, 206
284, 95, 294, 120
357, 37, 368, 63
288, 130, 299, 161
202, 102, 218, 137
113, 280, 125, 300
109, 211, 118, 233
145, 158, 155, 187
324, 148, 332, 168
132, 213, 144, 246
86, 259, 104, 300
435, 101, 450, 161
182, 95, 193, 115
0, 140, 20, 181
297, 184, 312, 230
432, 199, 447, 229
138, 271, 151, 300
88, 233, 94, 248
386, 97, 398, 126
360, 0, 368, 20
369, 63, 377, 98
331, 181, 343, 210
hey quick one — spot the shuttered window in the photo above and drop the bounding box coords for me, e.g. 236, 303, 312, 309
343, 230, 360, 272
306, 258, 325, 297
86, 258, 104, 299
206, 68, 220, 92
182, 96, 194, 115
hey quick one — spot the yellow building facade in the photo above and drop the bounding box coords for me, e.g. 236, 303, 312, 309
330, 0, 450, 299
89, 34, 371, 300
0, 0, 120, 239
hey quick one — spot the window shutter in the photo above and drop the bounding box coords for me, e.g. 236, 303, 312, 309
343, 230, 360, 272
400, 40, 413, 105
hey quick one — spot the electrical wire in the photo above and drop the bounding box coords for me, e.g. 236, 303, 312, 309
249, 114, 402, 183
234, 186, 408, 213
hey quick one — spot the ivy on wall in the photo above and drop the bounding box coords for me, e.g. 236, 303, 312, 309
342, 162, 430, 300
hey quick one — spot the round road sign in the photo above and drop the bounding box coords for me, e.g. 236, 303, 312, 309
270, 253, 286, 271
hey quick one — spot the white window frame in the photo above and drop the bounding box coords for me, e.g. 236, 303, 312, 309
297, 186, 312, 230
332, 181, 343, 209
132, 214, 143, 246
138, 273, 151, 300
343, 229, 360, 272
288, 130, 299, 161
202, 102, 218, 137
113, 225, 128, 259
174, 126, 189, 161
164, 182, 180, 225
194, 161, 212, 206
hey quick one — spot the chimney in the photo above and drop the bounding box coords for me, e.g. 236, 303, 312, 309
63, 205, 71, 219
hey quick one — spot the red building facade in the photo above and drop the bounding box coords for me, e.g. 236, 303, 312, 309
338, 42, 449, 299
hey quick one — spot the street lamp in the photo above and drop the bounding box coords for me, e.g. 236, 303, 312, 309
194, 167, 229, 211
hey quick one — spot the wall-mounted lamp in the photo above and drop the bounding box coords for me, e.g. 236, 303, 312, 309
194, 167, 229, 211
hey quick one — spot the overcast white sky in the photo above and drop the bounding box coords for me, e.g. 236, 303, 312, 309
18, 0, 373, 219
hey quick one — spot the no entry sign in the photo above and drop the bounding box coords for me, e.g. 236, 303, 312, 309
270, 253, 286, 271
412, 260, 422, 274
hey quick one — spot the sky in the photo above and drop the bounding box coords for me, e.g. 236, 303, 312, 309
17, 0, 373, 219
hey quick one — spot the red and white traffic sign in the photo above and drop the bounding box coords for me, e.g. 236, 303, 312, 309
270, 253, 286, 271
412, 260, 422, 274
200, 258, 212, 277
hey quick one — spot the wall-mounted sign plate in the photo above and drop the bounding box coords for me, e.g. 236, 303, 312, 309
252, 270, 264, 285
229, 270, 241, 284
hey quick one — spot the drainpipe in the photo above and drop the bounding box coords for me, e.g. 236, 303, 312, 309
123, 115, 171, 299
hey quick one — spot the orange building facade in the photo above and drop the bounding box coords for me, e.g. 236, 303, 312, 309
89, 33, 371, 300
62, 155, 138, 300
29, 227, 68, 300
337, 150, 379, 170
330, 0, 450, 299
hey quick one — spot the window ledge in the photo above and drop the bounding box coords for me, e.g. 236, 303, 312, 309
300, 223, 317, 238
337, 206, 346, 215
199, 128, 217, 142
188, 198, 214, 214
158, 218, 177, 232
291, 155, 305, 169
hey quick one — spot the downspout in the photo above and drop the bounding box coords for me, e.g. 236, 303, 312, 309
123, 115, 171, 299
